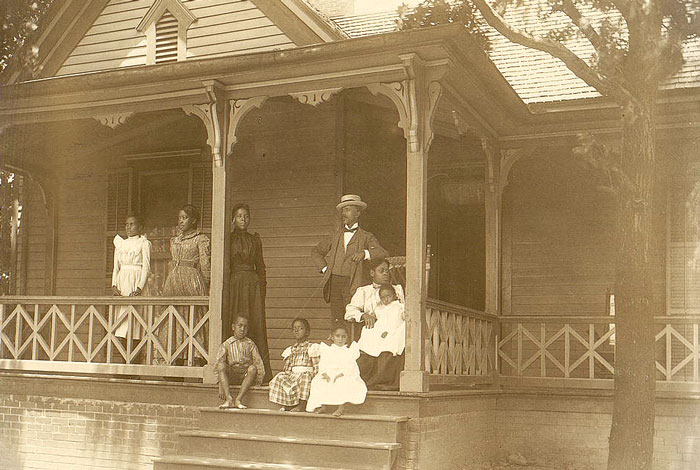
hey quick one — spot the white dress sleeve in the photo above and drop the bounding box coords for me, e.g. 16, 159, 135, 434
345, 286, 368, 322
395, 284, 405, 303
138, 237, 151, 290
111, 235, 123, 288
348, 341, 360, 360
308, 343, 321, 358
281, 346, 293, 359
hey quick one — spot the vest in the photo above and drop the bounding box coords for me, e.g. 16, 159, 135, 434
331, 232, 354, 276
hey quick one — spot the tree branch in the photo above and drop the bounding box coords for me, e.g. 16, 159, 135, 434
471, 0, 634, 105
608, 0, 632, 24
554, 0, 605, 50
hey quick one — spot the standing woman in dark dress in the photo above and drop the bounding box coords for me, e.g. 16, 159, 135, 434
228, 203, 272, 382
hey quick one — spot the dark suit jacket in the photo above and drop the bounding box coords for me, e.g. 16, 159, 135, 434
311, 227, 389, 302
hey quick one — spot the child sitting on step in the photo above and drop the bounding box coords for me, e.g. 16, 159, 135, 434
216, 315, 265, 409
306, 325, 367, 417
269, 318, 320, 412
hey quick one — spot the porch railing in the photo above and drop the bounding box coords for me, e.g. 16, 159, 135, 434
498, 315, 700, 389
425, 299, 497, 384
0, 296, 210, 378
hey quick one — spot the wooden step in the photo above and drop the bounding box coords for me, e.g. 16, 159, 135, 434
199, 407, 407, 442
176, 430, 400, 469
153, 455, 389, 470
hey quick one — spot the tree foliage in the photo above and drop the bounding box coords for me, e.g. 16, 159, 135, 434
398, 0, 491, 50
1, 0, 53, 74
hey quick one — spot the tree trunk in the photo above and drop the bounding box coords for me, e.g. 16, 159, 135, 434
607, 97, 659, 470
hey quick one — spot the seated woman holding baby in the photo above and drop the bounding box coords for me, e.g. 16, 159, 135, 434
344, 258, 405, 391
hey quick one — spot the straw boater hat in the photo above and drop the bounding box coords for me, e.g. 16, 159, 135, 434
336, 194, 367, 211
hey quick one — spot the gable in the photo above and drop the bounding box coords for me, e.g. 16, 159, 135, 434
41, 0, 344, 78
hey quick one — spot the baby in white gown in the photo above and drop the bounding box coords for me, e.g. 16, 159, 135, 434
306, 325, 367, 417
357, 284, 405, 357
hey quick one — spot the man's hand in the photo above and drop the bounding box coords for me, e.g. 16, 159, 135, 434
129, 287, 142, 296
351, 252, 364, 262
231, 362, 250, 374
361, 313, 377, 328
321, 373, 331, 382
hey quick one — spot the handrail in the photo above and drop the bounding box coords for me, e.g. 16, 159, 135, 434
500, 314, 700, 323
499, 315, 613, 324
426, 298, 497, 321
0, 296, 209, 305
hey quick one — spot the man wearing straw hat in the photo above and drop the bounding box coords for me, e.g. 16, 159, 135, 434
312, 194, 389, 328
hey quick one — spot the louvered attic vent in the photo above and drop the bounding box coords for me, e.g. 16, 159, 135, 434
155, 11, 178, 64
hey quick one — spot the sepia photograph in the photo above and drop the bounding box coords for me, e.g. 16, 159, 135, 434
0, 0, 699, 469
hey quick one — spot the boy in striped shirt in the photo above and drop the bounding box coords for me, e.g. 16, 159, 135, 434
216, 315, 265, 409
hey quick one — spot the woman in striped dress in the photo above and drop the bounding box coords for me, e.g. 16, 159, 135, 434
268, 318, 319, 412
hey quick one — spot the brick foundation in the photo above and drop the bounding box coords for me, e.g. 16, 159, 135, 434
496, 391, 700, 470
3, 374, 700, 470
1, 394, 199, 470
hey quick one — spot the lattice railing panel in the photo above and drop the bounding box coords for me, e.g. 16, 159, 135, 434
424, 299, 496, 376
0, 296, 210, 376
499, 316, 700, 384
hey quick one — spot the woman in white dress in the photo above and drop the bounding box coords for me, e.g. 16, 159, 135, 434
345, 259, 406, 390
111, 214, 151, 362
306, 325, 367, 417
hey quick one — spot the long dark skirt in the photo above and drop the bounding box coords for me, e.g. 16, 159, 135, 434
357, 351, 404, 390
227, 270, 272, 382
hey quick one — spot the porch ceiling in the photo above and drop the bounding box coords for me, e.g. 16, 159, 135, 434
2, 24, 699, 143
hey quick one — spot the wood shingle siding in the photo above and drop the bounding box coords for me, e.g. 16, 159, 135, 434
503, 154, 616, 317
23, 180, 50, 295
57, 0, 295, 76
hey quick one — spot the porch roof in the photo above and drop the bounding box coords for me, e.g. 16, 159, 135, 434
2, 24, 698, 144
332, 8, 700, 105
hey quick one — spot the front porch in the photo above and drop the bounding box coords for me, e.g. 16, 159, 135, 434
1, 25, 508, 392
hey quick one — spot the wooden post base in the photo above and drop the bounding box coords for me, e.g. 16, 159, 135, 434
399, 370, 429, 393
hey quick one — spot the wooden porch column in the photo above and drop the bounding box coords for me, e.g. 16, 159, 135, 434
182, 82, 230, 383
369, 55, 446, 392
482, 139, 501, 317
207, 159, 230, 371
402, 126, 430, 392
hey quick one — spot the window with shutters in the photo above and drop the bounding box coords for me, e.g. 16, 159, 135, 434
136, 0, 196, 65
105, 153, 211, 294
667, 163, 700, 314
105, 168, 133, 289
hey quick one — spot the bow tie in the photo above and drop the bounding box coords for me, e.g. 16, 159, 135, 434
344, 226, 357, 233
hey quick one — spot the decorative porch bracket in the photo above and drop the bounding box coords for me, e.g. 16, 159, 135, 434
227, 96, 268, 155
368, 54, 448, 393
182, 80, 228, 167
289, 88, 343, 107
93, 112, 135, 129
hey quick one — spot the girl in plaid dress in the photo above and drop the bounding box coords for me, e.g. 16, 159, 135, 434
268, 318, 320, 412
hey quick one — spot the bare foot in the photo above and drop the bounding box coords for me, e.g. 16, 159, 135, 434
290, 404, 305, 412
234, 399, 247, 409
218, 399, 235, 409
313, 405, 328, 414
332, 405, 346, 417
